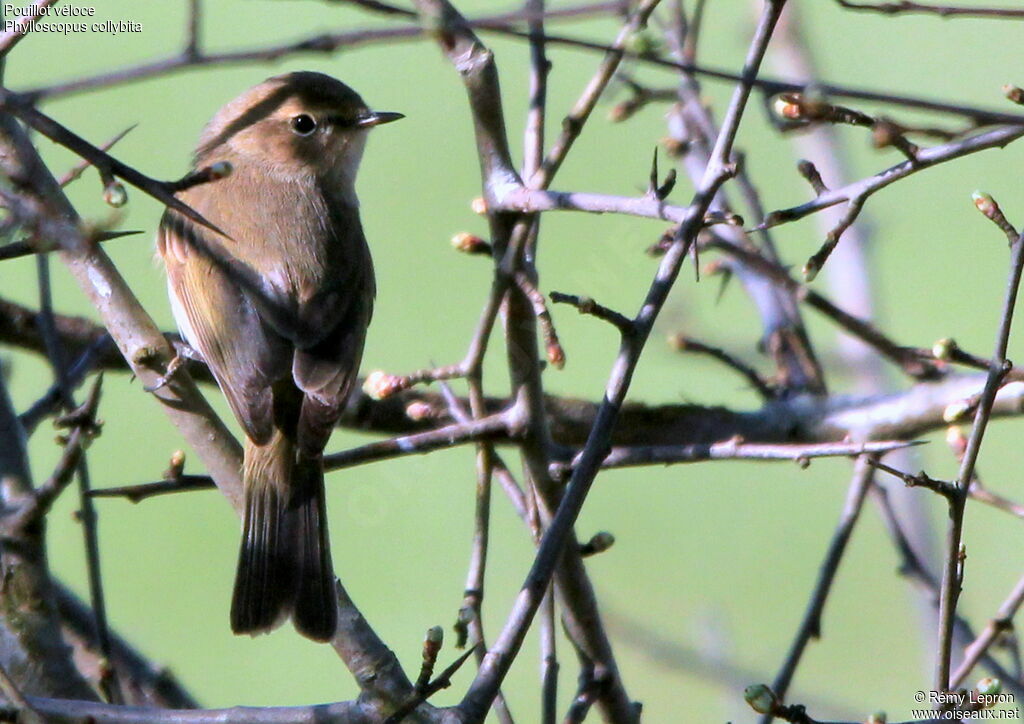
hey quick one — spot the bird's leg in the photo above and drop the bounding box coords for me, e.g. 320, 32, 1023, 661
143, 339, 205, 392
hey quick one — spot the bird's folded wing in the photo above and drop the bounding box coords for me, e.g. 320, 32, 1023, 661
159, 210, 286, 444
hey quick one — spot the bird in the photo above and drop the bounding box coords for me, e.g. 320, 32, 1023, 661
158, 71, 402, 641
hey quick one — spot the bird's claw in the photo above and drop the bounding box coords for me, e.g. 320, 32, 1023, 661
143, 341, 203, 393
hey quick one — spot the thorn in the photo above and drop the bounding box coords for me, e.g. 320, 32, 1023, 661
656, 169, 676, 200
648, 147, 659, 196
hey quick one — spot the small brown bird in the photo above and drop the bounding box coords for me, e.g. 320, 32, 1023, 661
158, 72, 401, 641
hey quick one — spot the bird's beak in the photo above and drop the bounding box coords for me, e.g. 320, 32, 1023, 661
357, 111, 405, 128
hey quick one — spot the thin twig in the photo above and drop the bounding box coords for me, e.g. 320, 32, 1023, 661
934, 229, 1024, 692
871, 485, 1024, 699
524, 7, 557, 715
836, 0, 1024, 18
437, 382, 516, 724
756, 459, 878, 721
539, 585, 557, 724
58, 125, 136, 187
91, 411, 517, 502
757, 125, 1024, 236
549, 292, 633, 336
12, 375, 102, 529
383, 646, 479, 724
523, 0, 548, 181
461, 1, 789, 716
532, 0, 663, 188
19, 334, 112, 433
34, 251, 122, 705
515, 272, 565, 370
661, 5, 825, 395
553, 439, 919, 481
951, 573, 1024, 688
669, 334, 774, 399
866, 458, 958, 499
185, 0, 200, 58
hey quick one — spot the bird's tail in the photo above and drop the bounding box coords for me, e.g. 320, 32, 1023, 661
231, 432, 337, 642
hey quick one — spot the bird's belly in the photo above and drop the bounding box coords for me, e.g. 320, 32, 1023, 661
167, 278, 199, 349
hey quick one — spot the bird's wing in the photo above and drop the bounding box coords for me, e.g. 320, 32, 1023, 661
290, 200, 375, 395
159, 210, 286, 444
290, 210, 375, 454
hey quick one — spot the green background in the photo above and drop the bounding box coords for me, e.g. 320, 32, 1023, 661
2, 0, 1023, 720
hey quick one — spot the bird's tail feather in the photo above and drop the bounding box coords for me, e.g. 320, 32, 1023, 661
231, 434, 337, 641
291, 456, 337, 641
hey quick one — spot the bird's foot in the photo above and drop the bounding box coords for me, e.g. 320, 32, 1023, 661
144, 341, 204, 392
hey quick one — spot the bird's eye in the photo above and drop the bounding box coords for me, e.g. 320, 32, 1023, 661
290, 114, 317, 136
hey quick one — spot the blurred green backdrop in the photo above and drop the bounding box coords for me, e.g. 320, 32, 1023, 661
2, 0, 1023, 721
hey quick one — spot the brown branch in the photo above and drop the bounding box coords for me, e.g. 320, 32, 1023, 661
383, 647, 479, 724
9, 375, 102, 531
549, 292, 633, 336
515, 272, 565, 369
8, 297, 1024, 455
867, 458, 958, 498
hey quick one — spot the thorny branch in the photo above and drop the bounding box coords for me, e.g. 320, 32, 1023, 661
455, 0, 789, 717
